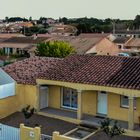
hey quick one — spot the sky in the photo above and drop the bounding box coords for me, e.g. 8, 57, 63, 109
1, 0, 140, 20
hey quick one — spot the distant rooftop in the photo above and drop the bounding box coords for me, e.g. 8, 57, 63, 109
125, 38, 140, 47
113, 37, 131, 44
79, 33, 110, 38
115, 30, 140, 34
2, 36, 48, 44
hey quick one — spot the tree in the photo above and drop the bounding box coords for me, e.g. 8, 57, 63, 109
22, 105, 35, 125
29, 16, 32, 21
35, 41, 75, 58
100, 118, 125, 140
5, 17, 9, 22
134, 15, 140, 29
0, 49, 4, 55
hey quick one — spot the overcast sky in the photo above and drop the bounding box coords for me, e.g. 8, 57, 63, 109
1, 0, 140, 20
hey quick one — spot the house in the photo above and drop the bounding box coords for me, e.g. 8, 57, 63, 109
124, 38, 140, 52
113, 37, 132, 50
1, 55, 140, 131
78, 33, 116, 41
114, 30, 140, 38
49, 34, 119, 55
48, 24, 78, 36
0, 36, 49, 56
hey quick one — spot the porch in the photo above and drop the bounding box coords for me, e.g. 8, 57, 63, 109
37, 84, 140, 131
38, 107, 140, 131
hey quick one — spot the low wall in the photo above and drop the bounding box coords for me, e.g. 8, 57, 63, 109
20, 124, 41, 140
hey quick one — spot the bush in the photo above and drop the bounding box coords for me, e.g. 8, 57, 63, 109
100, 118, 125, 139
35, 41, 75, 58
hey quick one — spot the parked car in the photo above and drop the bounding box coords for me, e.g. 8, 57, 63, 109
117, 53, 130, 57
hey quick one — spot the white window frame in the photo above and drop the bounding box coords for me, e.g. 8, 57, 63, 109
61, 87, 77, 110
121, 95, 136, 109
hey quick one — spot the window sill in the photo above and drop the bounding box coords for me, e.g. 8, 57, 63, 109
120, 106, 136, 110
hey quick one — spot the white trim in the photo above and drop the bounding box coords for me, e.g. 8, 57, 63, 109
39, 85, 49, 110
121, 95, 136, 109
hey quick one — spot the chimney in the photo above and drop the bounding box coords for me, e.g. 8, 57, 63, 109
33, 34, 38, 40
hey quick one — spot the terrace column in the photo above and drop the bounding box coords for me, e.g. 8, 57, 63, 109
128, 96, 134, 130
77, 90, 82, 120
36, 85, 40, 112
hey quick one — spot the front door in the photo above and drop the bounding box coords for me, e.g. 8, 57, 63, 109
40, 86, 48, 110
97, 91, 107, 115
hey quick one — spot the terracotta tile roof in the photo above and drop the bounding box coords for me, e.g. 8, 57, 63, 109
39, 55, 140, 90
125, 38, 140, 47
79, 33, 110, 38
3, 57, 62, 85
2, 36, 48, 44
0, 33, 25, 38
49, 35, 104, 54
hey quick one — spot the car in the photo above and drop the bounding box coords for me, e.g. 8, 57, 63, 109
117, 53, 130, 57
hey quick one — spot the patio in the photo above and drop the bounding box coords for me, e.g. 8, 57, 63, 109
39, 107, 140, 131
0, 112, 140, 140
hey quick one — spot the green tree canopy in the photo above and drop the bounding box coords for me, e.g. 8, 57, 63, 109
35, 41, 75, 58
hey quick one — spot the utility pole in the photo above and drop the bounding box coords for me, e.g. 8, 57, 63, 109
112, 20, 116, 34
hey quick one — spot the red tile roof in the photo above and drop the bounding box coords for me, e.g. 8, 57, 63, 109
39, 55, 140, 90
3, 55, 140, 90
3, 57, 62, 85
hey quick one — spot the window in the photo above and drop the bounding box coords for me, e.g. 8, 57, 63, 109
118, 45, 122, 49
121, 96, 136, 108
61, 87, 77, 110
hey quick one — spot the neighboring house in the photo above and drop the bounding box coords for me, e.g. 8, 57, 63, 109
79, 33, 116, 41
114, 30, 140, 38
113, 37, 132, 50
0, 22, 33, 33
1, 55, 140, 131
0, 33, 24, 41
0, 36, 49, 56
48, 24, 77, 36
124, 38, 140, 52
49, 34, 119, 55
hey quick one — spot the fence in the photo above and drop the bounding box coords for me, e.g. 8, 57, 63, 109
0, 123, 20, 140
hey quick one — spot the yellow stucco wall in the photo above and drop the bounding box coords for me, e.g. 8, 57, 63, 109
16, 84, 37, 110
20, 124, 41, 140
0, 84, 37, 119
47, 86, 140, 123
108, 93, 140, 123
82, 90, 97, 115
0, 96, 19, 118
1, 81, 140, 124
48, 86, 61, 109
